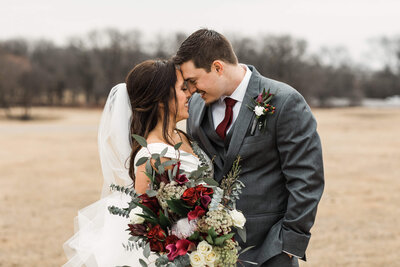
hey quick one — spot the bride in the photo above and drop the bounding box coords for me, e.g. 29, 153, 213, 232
63, 59, 212, 266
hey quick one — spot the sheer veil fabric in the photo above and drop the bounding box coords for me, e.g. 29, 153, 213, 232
63, 83, 140, 266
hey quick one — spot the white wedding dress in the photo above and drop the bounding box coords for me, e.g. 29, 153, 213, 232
62, 82, 212, 267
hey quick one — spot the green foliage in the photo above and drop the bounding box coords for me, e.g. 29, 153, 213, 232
108, 205, 130, 218
132, 134, 148, 148
109, 184, 138, 198
155, 255, 169, 267
220, 156, 244, 208
135, 156, 148, 166
173, 142, 182, 150
166, 199, 190, 217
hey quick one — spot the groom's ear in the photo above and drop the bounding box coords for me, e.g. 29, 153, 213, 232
212, 60, 224, 75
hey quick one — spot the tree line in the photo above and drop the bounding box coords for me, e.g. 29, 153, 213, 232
0, 29, 399, 118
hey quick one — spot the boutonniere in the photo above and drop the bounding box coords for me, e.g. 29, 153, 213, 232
247, 88, 276, 135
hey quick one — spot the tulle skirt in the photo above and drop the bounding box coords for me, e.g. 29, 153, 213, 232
63, 192, 144, 266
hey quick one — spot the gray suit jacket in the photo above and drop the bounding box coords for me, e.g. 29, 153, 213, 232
186, 66, 324, 265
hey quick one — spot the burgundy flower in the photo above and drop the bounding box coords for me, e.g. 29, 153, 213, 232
175, 173, 189, 185
188, 206, 206, 221
155, 172, 169, 185
166, 239, 195, 261
165, 235, 179, 247
195, 185, 213, 196
200, 195, 211, 208
182, 185, 214, 206
138, 194, 161, 215
128, 223, 147, 236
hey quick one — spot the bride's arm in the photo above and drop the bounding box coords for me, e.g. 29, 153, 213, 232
134, 157, 172, 195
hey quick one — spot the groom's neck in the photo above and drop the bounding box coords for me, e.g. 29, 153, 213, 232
224, 64, 247, 96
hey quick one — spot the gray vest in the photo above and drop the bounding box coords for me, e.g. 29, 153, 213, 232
202, 106, 235, 181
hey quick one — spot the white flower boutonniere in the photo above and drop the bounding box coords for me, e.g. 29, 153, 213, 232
248, 88, 276, 135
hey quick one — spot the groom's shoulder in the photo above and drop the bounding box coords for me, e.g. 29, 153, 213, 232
249, 65, 299, 99
258, 74, 302, 101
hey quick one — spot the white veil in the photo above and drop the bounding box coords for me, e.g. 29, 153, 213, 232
98, 83, 133, 196
63, 83, 142, 267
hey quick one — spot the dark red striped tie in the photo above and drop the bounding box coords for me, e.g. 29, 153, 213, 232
216, 97, 237, 139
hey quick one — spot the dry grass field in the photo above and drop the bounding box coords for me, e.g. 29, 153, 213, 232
0, 107, 399, 267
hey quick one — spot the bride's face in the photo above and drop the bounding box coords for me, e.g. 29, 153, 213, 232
170, 69, 190, 122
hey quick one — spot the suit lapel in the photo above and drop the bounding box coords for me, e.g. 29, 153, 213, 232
222, 66, 261, 175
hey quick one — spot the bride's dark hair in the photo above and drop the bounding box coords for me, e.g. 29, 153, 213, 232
126, 59, 185, 184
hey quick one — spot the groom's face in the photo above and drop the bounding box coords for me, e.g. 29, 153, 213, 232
180, 60, 224, 104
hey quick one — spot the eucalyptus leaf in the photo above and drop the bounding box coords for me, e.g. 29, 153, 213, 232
162, 160, 177, 168
145, 160, 153, 175
172, 164, 178, 178
241, 260, 258, 265
237, 226, 246, 243
173, 142, 182, 150
139, 258, 148, 267
143, 242, 151, 258
145, 189, 157, 197
135, 157, 149, 166
151, 153, 160, 159
202, 177, 219, 186
155, 255, 169, 266
160, 147, 168, 158
132, 134, 147, 148
239, 245, 256, 255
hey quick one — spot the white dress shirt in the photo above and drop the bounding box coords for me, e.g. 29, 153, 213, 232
212, 64, 252, 133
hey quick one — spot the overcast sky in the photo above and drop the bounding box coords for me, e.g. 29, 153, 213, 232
2, 0, 400, 66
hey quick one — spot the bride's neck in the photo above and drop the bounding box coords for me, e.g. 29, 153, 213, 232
151, 116, 178, 143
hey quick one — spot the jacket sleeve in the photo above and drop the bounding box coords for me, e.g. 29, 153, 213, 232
275, 91, 324, 259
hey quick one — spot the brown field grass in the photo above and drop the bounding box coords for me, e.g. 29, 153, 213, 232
0, 107, 399, 267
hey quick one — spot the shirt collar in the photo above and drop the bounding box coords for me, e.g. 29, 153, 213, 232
220, 64, 252, 104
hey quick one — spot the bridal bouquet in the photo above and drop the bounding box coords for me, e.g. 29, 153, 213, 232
108, 135, 255, 267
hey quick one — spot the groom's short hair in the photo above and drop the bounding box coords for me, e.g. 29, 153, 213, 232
173, 29, 238, 72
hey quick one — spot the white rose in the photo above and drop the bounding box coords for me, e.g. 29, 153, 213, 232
129, 207, 145, 224
197, 240, 212, 256
229, 209, 246, 229
254, 106, 265, 116
189, 251, 206, 267
205, 250, 217, 266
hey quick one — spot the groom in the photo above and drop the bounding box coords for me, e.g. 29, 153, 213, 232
173, 29, 324, 267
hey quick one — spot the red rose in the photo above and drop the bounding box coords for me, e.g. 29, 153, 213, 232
182, 185, 214, 206
188, 206, 205, 221
138, 194, 161, 215
182, 187, 198, 206
147, 225, 166, 241
149, 239, 165, 252
147, 225, 167, 252
195, 185, 213, 196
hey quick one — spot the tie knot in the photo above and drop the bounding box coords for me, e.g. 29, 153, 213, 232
224, 97, 237, 107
